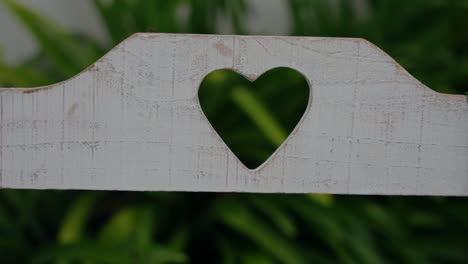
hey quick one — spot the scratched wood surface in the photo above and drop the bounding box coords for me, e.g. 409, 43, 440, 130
0, 33, 467, 195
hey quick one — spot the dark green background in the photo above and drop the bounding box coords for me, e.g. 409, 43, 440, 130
0, 0, 467, 263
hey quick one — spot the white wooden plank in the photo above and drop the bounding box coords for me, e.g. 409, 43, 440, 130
0, 33, 467, 195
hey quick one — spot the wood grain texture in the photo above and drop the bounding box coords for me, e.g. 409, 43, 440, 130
1, 33, 467, 195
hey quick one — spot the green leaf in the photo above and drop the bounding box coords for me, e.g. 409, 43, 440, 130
307, 193, 334, 207
0, 62, 51, 87
58, 193, 99, 244
98, 207, 136, 245
133, 205, 155, 256
248, 195, 297, 238
214, 199, 305, 264
232, 85, 288, 147
3, 0, 102, 77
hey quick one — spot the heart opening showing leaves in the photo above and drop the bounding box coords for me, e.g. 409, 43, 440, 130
198, 67, 310, 169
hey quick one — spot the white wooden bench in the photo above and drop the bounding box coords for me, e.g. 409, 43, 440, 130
1, 34, 467, 195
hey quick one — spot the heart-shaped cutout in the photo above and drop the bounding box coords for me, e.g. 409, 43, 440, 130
198, 67, 310, 170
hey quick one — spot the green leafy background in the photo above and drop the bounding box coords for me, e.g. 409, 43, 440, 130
0, 0, 467, 263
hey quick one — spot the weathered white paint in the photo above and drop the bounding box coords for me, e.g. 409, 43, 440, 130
0, 33, 467, 195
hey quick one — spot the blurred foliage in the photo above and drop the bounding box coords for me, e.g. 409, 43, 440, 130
0, 0, 467, 263
199, 68, 309, 169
